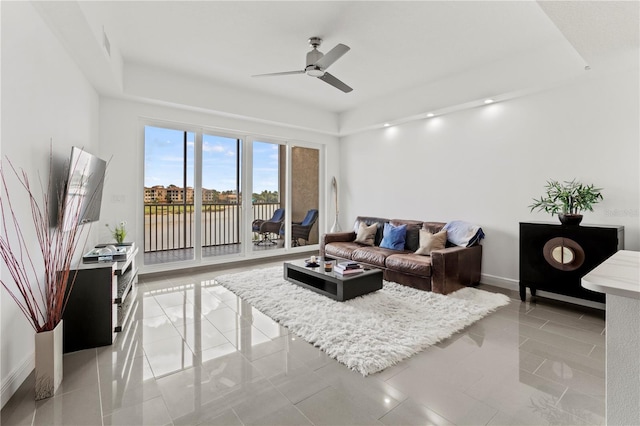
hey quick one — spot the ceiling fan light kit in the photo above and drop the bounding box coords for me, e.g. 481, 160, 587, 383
252, 37, 353, 93
306, 67, 325, 78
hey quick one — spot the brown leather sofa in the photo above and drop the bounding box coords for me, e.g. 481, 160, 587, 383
320, 216, 482, 295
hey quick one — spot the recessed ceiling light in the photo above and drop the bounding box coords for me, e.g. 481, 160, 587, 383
426, 113, 435, 118
383, 123, 390, 127
484, 99, 494, 104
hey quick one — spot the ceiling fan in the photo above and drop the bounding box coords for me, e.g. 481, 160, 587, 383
252, 37, 353, 93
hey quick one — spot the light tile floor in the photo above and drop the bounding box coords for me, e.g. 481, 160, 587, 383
143, 242, 290, 266
1, 258, 606, 425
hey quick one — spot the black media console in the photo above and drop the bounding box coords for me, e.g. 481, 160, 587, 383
63, 246, 138, 353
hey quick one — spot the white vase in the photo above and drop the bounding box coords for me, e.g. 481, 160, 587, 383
330, 213, 341, 233
34, 320, 63, 400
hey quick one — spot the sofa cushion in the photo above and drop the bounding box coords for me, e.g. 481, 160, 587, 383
386, 253, 433, 276
380, 223, 407, 250
354, 222, 378, 246
352, 247, 403, 268
390, 219, 423, 252
324, 242, 361, 260
415, 229, 447, 255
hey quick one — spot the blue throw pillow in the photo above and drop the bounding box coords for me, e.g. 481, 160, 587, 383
379, 223, 407, 250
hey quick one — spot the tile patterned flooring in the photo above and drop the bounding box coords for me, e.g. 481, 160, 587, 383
1, 258, 606, 425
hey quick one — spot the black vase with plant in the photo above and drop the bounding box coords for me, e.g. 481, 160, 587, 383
529, 179, 603, 226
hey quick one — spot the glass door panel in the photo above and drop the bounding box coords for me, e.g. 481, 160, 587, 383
291, 146, 319, 247
201, 134, 242, 258
144, 126, 195, 264
252, 141, 286, 251
144, 125, 323, 265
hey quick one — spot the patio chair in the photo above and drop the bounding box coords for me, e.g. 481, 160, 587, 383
283, 209, 318, 247
252, 208, 285, 245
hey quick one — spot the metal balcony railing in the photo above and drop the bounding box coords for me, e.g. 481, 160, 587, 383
144, 202, 280, 253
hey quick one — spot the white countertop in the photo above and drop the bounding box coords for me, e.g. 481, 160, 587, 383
582, 250, 640, 299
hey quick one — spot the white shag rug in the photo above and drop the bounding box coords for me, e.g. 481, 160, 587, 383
215, 266, 510, 376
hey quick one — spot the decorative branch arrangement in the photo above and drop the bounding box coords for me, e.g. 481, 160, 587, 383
0, 150, 91, 332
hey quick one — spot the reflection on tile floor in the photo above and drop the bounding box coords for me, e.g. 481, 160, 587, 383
1, 259, 606, 425
143, 243, 287, 266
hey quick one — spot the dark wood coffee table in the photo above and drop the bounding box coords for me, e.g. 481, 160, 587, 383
283, 258, 383, 301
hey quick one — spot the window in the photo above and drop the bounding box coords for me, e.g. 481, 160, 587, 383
291, 145, 319, 246
143, 124, 321, 266
201, 134, 242, 258
144, 126, 195, 263
252, 141, 286, 250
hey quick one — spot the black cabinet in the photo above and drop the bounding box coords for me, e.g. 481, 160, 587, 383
63, 247, 138, 353
519, 222, 623, 303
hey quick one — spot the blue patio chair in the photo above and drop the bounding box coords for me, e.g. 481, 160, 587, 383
252, 208, 285, 245
280, 209, 318, 246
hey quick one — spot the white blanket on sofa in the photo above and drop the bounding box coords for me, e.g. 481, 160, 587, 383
443, 220, 485, 247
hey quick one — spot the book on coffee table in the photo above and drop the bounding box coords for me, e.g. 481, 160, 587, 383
335, 261, 360, 269
334, 263, 364, 275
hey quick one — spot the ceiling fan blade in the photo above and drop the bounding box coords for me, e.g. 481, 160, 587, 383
252, 70, 305, 77
314, 44, 350, 70
318, 72, 353, 93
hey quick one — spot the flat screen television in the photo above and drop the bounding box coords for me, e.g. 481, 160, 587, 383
60, 146, 107, 231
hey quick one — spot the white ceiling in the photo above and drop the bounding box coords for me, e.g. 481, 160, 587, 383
39, 1, 639, 121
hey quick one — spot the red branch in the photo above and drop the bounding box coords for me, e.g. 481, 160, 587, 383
0, 145, 97, 332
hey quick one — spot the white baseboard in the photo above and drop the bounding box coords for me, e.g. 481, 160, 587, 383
1, 352, 34, 409
480, 273, 518, 289
480, 273, 605, 310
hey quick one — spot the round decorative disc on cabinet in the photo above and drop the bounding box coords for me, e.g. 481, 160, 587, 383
542, 237, 585, 271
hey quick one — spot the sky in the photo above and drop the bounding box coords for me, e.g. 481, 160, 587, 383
144, 125, 278, 193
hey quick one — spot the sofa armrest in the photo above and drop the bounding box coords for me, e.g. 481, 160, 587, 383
430, 245, 482, 295
320, 231, 357, 257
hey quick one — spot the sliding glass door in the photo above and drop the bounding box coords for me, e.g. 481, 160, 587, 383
250, 141, 320, 250
290, 145, 319, 246
144, 126, 195, 264
251, 140, 286, 251
201, 134, 242, 258
144, 124, 321, 266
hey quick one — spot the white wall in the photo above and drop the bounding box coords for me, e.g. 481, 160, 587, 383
1, 2, 100, 407
339, 65, 639, 289
98, 97, 340, 273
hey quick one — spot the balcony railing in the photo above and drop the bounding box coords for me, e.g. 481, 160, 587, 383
144, 202, 280, 253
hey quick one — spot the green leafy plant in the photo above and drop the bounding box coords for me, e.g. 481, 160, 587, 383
106, 221, 127, 244
529, 179, 603, 216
